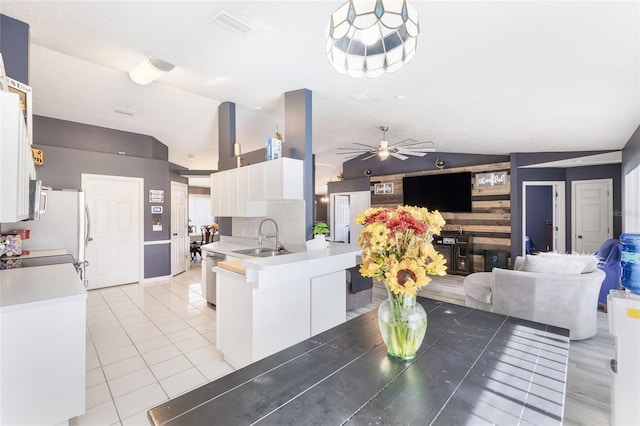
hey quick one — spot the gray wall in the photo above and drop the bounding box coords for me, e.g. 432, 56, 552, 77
510, 152, 622, 258
35, 116, 168, 161
0, 14, 29, 84
623, 125, 640, 174
33, 116, 174, 279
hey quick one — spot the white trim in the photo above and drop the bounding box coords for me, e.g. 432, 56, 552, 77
143, 240, 171, 245
140, 276, 172, 285
522, 181, 566, 255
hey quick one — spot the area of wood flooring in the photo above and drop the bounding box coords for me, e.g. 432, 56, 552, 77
346, 274, 614, 426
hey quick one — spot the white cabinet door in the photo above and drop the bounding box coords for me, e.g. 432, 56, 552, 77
247, 163, 266, 200
264, 160, 283, 200
281, 158, 304, 199
236, 167, 249, 216
210, 174, 220, 215
0, 92, 31, 222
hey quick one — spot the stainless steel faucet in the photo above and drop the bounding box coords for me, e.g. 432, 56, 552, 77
258, 218, 280, 250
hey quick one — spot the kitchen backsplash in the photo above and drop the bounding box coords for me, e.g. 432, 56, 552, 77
232, 200, 306, 248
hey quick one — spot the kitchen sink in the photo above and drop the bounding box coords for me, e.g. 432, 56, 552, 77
231, 247, 290, 257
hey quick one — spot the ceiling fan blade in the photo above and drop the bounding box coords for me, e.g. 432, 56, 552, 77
391, 152, 409, 160
351, 142, 379, 149
396, 150, 428, 157
388, 138, 416, 147
361, 153, 379, 161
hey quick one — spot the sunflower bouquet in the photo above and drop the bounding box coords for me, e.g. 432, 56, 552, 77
355, 205, 448, 360
356, 206, 447, 295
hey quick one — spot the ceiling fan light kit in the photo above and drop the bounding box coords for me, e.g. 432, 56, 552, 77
338, 125, 436, 161
325, 0, 420, 78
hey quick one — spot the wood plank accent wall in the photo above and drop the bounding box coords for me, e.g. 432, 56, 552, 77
369, 162, 511, 272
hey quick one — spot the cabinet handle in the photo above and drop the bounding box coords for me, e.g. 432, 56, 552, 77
577, 235, 583, 239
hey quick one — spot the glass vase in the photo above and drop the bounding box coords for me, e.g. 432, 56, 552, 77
377, 286, 427, 361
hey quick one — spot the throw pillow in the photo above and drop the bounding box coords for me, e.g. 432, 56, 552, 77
537, 252, 600, 273
518, 255, 586, 275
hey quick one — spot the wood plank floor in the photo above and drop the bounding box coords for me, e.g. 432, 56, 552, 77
346, 274, 614, 426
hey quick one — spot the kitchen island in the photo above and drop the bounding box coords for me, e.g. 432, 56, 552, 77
148, 297, 570, 425
0, 250, 87, 425
201, 239, 361, 369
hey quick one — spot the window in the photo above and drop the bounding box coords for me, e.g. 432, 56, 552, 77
189, 194, 213, 230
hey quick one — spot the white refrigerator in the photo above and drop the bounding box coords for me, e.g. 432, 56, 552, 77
1, 189, 89, 285
608, 289, 640, 425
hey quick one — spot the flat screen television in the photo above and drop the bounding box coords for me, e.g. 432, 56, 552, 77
402, 172, 473, 212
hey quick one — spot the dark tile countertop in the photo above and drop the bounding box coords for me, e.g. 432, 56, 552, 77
149, 297, 570, 425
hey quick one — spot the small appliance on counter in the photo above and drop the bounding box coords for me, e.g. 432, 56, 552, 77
0, 234, 23, 257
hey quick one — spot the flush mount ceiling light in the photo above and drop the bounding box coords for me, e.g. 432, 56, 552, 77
129, 57, 175, 85
325, 0, 419, 78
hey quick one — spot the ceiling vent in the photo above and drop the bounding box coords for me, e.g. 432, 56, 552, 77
211, 10, 253, 34
114, 107, 137, 117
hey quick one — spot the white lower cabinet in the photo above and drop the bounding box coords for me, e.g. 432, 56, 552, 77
1, 294, 86, 425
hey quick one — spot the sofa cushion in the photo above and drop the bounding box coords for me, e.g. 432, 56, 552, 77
346, 266, 373, 293
518, 255, 585, 274
463, 272, 492, 304
537, 252, 600, 273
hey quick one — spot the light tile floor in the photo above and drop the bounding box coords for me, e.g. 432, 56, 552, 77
70, 261, 234, 426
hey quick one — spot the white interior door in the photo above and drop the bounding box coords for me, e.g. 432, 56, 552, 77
572, 179, 613, 254
171, 181, 188, 276
82, 174, 142, 289
333, 195, 350, 243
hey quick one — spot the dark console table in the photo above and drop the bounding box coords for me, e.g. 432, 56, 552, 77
148, 298, 569, 425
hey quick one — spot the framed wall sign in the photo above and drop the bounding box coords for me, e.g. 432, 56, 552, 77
475, 171, 507, 187
4, 77, 32, 144
374, 183, 394, 195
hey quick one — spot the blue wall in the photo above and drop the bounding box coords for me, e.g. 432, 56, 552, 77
0, 14, 29, 84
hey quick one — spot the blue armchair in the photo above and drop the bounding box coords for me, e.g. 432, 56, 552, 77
596, 238, 623, 309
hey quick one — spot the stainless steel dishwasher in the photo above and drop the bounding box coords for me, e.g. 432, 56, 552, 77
205, 251, 226, 307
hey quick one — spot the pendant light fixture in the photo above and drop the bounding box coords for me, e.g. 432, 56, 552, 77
325, 0, 419, 78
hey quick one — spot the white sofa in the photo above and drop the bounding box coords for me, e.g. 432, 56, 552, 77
463, 255, 605, 340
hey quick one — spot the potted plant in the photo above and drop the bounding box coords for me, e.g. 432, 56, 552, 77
312, 222, 329, 238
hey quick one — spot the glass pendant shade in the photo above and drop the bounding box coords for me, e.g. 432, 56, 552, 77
325, 0, 419, 78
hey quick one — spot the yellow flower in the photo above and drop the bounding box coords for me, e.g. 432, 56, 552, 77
422, 243, 448, 276
385, 258, 430, 297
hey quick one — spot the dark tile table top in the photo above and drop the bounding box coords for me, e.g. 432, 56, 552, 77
148, 297, 570, 425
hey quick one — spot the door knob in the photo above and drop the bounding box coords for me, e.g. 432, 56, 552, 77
577, 235, 583, 239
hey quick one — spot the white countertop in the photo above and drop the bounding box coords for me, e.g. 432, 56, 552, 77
202, 238, 361, 271
0, 251, 86, 310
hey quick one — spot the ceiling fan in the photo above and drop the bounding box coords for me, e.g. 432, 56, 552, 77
337, 126, 436, 161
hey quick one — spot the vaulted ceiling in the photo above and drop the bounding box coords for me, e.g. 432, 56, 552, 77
2, 1, 638, 193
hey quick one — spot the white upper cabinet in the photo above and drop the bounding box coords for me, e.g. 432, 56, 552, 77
0, 92, 32, 222
210, 158, 303, 217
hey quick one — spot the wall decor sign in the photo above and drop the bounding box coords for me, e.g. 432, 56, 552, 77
374, 183, 394, 195
149, 189, 164, 203
475, 171, 507, 187
4, 77, 32, 144
32, 148, 44, 166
